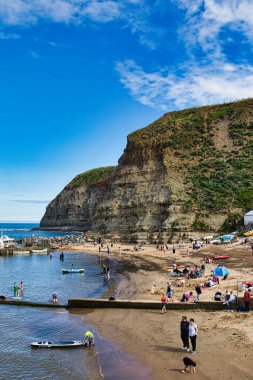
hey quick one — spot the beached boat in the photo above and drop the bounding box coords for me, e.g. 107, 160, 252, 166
61, 268, 85, 274
31, 340, 86, 348
32, 248, 48, 254
213, 255, 229, 260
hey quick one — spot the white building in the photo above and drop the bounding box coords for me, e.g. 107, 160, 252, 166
244, 210, 253, 225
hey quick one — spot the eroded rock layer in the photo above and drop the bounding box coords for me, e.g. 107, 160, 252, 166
41, 99, 253, 242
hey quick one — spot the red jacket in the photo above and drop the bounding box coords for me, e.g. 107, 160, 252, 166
244, 291, 251, 302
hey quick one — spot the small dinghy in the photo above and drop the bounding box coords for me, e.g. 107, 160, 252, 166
31, 340, 86, 348
61, 269, 84, 274
213, 255, 229, 260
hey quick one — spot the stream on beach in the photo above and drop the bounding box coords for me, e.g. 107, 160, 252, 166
0, 252, 151, 380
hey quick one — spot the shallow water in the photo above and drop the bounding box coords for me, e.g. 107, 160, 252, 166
0, 252, 152, 379
0, 306, 151, 380
0, 306, 89, 380
0, 252, 118, 302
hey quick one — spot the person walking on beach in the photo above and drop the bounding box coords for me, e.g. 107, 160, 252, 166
161, 294, 167, 314
180, 316, 190, 351
244, 289, 251, 312
166, 282, 174, 301
181, 357, 197, 374
189, 318, 198, 354
172, 246, 176, 254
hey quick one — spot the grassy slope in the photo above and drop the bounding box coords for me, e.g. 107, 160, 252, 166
65, 166, 116, 190
129, 99, 253, 227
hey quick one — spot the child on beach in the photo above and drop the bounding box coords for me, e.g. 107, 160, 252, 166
181, 357, 197, 373
161, 294, 167, 314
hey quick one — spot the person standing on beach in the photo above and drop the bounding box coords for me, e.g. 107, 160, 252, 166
189, 319, 198, 354
166, 282, 174, 301
180, 316, 190, 351
172, 246, 176, 254
161, 294, 167, 314
195, 285, 202, 301
244, 289, 251, 312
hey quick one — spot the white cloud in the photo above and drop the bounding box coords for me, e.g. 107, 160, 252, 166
0, 0, 80, 25
178, 0, 253, 53
0, 31, 20, 39
82, 1, 121, 22
116, 59, 253, 110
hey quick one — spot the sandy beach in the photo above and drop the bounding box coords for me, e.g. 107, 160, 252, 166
64, 240, 253, 379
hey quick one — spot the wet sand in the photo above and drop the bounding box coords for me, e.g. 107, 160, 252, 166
84, 308, 253, 380
65, 241, 253, 379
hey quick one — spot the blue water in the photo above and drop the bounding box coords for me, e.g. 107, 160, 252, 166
0, 251, 118, 303
0, 223, 78, 240
0, 253, 151, 380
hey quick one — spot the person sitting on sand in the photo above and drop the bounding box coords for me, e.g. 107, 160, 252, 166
213, 274, 219, 284
181, 357, 197, 374
214, 290, 222, 301
224, 291, 237, 312
181, 291, 194, 302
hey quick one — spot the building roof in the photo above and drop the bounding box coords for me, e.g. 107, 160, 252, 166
245, 210, 253, 216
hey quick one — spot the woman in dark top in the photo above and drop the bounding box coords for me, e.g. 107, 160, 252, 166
180, 316, 190, 350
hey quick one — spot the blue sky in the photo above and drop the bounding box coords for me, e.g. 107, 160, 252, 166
0, 0, 252, 222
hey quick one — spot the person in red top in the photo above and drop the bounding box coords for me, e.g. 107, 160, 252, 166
244, 289, 251, 312
161, 294, 167, 314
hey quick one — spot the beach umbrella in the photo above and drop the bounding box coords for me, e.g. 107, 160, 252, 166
213, 265, 229, 277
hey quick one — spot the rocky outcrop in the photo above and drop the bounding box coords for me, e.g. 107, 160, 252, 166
41, 99, 253, 242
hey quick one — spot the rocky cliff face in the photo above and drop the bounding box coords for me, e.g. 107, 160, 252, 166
41, 99, 253, 242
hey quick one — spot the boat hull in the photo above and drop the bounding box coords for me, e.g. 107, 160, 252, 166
61, 269, 84, 274
31, 341, 86, 348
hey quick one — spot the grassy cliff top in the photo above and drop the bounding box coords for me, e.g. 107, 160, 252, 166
128, 98, 253, 146
65, 166, 116, 190
128, 98, 253, 218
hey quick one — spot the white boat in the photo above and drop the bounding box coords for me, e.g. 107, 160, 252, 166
1, 235, 15, 247
31, 340, 86, 348
32, 248, 48, 254
13, 250, 31, 255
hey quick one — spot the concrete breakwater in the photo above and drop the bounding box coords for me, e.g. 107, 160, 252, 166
1, 297, 246, 311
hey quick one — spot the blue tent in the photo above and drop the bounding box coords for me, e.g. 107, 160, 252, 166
213, 265, 229, 277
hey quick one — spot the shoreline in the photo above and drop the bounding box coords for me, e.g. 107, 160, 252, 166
66, 240, 253, 379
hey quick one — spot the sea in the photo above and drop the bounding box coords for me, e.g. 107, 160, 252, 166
0, 223, 151, 380
0, 222, 76, 240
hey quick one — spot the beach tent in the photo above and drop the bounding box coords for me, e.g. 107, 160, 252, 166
213, 265, 229, 277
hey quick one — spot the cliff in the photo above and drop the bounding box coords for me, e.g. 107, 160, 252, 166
41, 99, 253, 242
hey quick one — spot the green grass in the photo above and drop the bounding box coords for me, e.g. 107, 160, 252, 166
66, 166, 116, 189
128, 98, 253, 214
